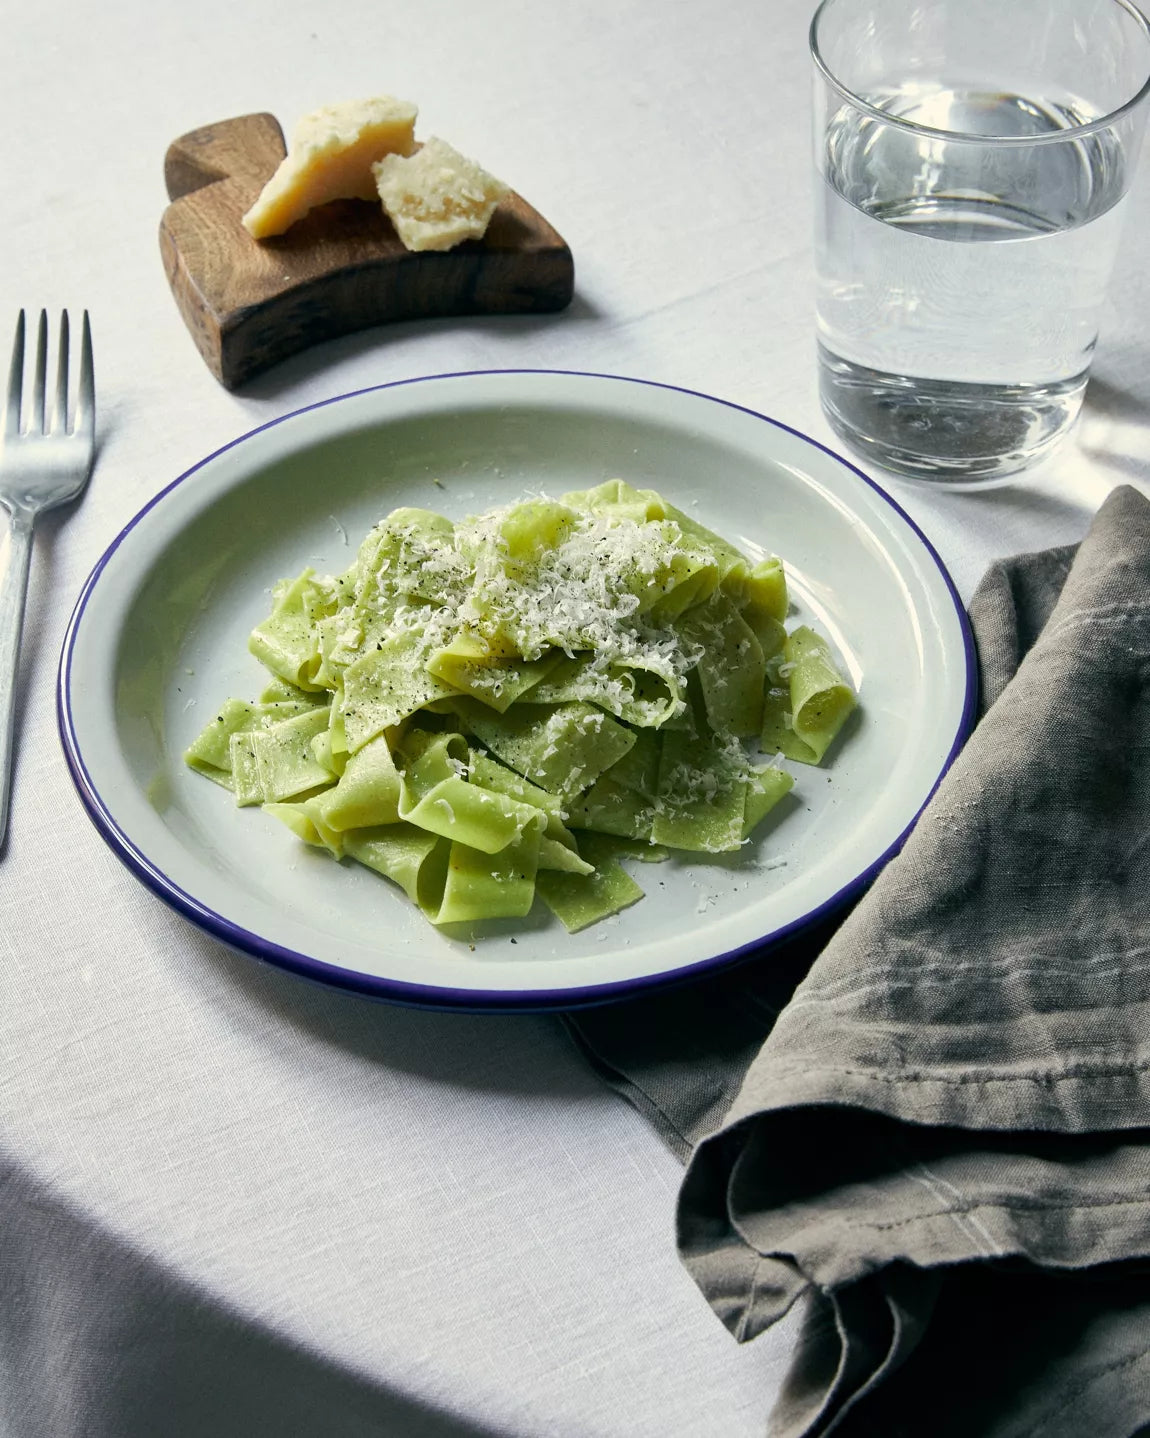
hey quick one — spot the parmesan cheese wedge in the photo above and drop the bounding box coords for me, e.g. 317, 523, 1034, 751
373, 136, 508, 252
242, 95, 418, 240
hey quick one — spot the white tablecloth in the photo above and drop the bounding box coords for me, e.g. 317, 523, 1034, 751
3, 2, 1148, 1434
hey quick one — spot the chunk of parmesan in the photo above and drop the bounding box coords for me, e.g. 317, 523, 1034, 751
373, 137, 508, 252
243, 95, 418, 240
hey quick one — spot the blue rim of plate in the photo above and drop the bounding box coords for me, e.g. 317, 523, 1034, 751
57, 369, 979, 1012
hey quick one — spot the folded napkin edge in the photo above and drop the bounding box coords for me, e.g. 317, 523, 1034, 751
720, 1056, 1150, 1136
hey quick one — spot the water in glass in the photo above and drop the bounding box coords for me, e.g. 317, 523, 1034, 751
816, 88, 1129, 482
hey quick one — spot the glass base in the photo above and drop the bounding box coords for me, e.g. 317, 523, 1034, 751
817, 346, 1087, 487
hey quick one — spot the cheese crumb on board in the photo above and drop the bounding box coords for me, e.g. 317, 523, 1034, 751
242, 95, 418, 240
373, 137, 508, 252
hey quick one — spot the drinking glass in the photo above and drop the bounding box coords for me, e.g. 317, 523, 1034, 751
811, 0, 1150, 485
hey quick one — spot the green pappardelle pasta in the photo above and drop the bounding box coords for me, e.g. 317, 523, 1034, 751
185, 481, 858, 934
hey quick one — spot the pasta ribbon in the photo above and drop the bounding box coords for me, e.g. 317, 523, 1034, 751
760, 626, 857, 764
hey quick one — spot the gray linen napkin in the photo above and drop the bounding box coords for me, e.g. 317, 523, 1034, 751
566, 483, 1150, 1437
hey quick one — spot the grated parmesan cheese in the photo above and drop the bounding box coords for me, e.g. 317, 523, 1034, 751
328, 502, 713, 710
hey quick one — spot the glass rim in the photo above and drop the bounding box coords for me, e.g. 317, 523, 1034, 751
809, 0, 1150, 144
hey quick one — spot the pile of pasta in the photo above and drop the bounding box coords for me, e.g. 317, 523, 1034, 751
185, 481, 857, 932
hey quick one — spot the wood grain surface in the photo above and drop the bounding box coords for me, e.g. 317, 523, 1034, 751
159, 113, 575, 389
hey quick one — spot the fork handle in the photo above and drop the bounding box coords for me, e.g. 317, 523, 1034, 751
0, 506, 33, 849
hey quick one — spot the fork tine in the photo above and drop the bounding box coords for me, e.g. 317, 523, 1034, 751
30, 310, 48, 434
4, 310, 24, 439
53, 310, 70, 433
75, 311, 95, 440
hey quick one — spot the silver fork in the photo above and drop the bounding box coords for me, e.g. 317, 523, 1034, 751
0, 310, 95, 847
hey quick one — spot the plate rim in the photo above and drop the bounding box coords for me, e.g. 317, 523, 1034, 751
57, 367, 979, 1011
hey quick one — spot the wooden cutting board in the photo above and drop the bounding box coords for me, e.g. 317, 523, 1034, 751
160, 113, 575, 389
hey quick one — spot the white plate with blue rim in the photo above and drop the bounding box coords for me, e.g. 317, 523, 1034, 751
59, 370, 976, 1010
